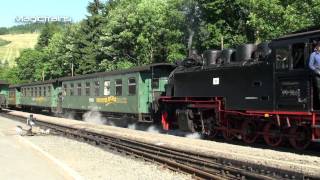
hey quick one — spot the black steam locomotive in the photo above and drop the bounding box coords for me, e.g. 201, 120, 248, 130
159, 29, 320, 150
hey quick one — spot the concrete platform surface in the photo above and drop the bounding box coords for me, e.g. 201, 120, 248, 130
0, 116, 71, 180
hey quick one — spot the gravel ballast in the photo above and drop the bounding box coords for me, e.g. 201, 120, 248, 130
7, 110, 320, 177
1, 115, 191, 180
26, 135, 192, 180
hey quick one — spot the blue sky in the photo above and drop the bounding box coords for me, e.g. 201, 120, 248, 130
0, 0, 92, 27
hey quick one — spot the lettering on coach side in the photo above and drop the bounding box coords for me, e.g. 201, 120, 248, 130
95, 96, 128, 104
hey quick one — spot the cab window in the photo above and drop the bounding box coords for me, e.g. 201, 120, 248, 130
275, 47, 290, 70
292, 43, 306, 69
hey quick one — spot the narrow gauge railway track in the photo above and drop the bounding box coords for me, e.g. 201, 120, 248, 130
2, 112, 317, 180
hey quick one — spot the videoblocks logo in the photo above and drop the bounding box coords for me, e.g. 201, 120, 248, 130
15, 16, 72, 23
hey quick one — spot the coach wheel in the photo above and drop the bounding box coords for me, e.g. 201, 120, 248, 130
289, 126, 311, 150
241, 119, 259, 144
263, 122, 283, 147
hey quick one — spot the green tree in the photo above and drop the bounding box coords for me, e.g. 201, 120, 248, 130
100, 0, 186, 70
15, 49, 46, 81
36, 23, 64, 49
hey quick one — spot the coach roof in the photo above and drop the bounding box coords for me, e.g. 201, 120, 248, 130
59, 63, 175, 82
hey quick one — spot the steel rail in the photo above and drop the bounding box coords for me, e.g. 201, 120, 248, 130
33, 120, 310, 180
1, 112, 317, 180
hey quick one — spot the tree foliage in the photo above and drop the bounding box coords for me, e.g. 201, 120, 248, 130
5, 0, 320, 83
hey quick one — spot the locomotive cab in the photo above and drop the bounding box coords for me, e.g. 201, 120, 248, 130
270, 32, 320, 111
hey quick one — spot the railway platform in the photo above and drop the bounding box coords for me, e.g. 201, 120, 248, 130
0, 116, 73, 180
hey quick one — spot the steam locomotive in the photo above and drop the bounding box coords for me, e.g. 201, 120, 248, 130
159, 29, 320, 150
2, 29, 320, 150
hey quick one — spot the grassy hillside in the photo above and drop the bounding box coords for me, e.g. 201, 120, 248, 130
0, 33, 39, 66
0, 38, 11, 46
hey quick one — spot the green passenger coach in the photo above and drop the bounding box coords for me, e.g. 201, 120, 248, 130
0, 81, 9, 108
18, 80, 61, 112
8, 85, 21, 108
59, 63, 174, 123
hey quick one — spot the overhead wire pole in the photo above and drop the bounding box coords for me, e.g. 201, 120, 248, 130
71, 62, 74, 77
221, 36, 224, 50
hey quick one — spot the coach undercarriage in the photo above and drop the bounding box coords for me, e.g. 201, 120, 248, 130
160, 97, 320, 150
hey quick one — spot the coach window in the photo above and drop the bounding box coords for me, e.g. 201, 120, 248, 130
115, 79, 122, 96
104, 80, 111, 96
85, 82, 90, 96
47, 86, 51, 96
128, 78, 136, 95
77, 83, 82, 96
152, 78, 159, 89
275, 47, 290, 70
31, 88, 33, 97
70, 83, 74, 96
63, 84, 67, 96
43, 87, 46, 96
94, 81, 100, 96
40, 87, 43, 96
34, 87, 37, 97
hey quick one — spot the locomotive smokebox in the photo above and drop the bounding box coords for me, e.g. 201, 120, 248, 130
236, 44, 257, 62
203, 50, 221, 66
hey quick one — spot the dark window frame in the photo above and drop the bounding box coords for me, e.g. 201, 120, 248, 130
77, 83, 82, 96
85, 82, 90, 96
70, 83, 74, 96
39, 87, 42, 97
104, 80, 111, 96
63, 84, 67, 96
43, 86, 46, 96
152, 78, 160, 89
275, 46, 290, 70
47, 86, 51, 96
94, 81, 100, 96
115, 79, 122, 96
128, 77, 136, 95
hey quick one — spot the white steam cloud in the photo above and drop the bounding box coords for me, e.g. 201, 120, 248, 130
146, 125, 160, 134
185, 132, 201, 139
128, 123, 137, 130
64, 111, 76, 120
83, 107, 106, 125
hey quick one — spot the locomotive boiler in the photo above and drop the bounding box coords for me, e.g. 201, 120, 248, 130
159, 29, 320, 150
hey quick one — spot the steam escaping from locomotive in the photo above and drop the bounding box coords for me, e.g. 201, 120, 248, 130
185, 132, 201, 139
83, 107, 107, 125
63, 111, 76, 120
146, 125, 160, 134
128, 123, 137, 130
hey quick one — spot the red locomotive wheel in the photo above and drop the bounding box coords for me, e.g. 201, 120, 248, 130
289, 126, 311, 150
263, 122, 283, 147
241, 120, 259, 144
